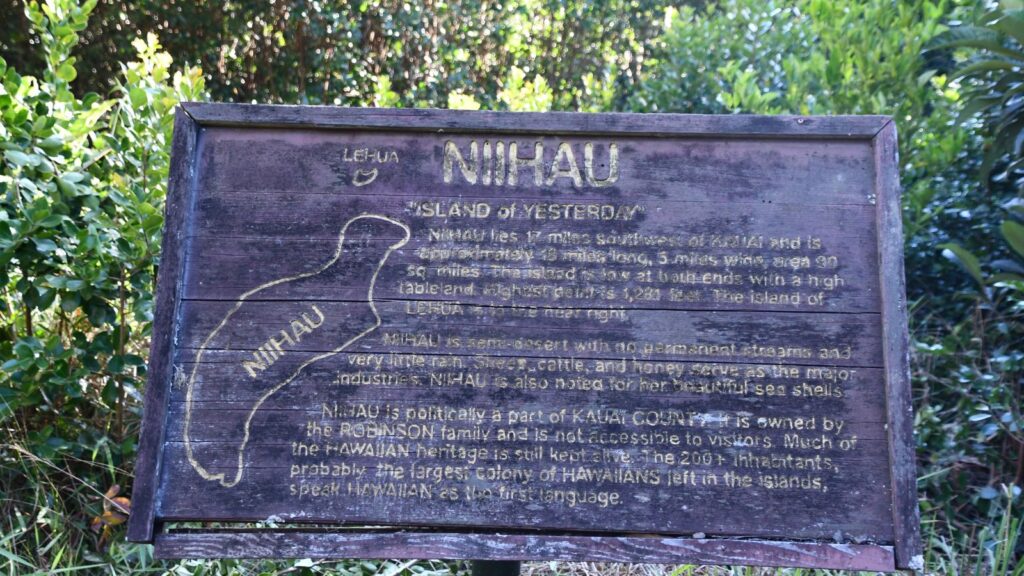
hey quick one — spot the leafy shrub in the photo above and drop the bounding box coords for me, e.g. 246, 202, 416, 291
633, 0, 1022, 571
634, 0, 991, 309
1, 0, 1021, 574
919, 8, 1024, 568
0, 0, 202, 569
0, 0, 667, 113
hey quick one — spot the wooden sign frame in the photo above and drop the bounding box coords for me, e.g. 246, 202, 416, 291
127, 103, 920, 572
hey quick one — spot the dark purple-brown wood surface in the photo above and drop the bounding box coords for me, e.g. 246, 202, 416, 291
874, 122, 923, 570
154, 530, 896, 571
128, 103, 919, 571
127, 110, 197, 543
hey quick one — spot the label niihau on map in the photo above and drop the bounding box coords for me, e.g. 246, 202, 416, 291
128, 105, 920, 572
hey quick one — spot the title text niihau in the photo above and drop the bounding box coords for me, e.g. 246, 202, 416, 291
241, 304, 325, 377
443, 140, 619, 188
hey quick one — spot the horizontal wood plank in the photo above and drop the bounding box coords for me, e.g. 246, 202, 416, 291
183, 103, 892, 139
175, 301, 884, 365
193, 128, 877, 205
154, 530, 895, 571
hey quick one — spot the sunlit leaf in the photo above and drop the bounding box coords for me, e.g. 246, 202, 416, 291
1001, 220, 1024, 258
129, 87, 147, 108
56, 61, 77, 82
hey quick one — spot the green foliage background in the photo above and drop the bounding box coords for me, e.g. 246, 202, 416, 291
0, 0, 1022, 574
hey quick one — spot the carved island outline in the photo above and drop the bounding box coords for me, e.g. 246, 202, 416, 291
183, 213, 411, 488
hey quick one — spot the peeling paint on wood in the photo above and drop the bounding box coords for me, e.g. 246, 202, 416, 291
127, 104, 918, 571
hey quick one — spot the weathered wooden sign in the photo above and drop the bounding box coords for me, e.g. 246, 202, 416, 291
127, 103, 920, 571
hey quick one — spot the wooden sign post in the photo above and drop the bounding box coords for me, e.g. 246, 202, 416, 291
128, 104, 921, 572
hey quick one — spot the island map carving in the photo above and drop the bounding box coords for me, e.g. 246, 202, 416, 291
184, 214, 410, 487
129, 107, 917, 571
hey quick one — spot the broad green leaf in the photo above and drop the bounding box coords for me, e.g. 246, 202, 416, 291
31, 114, 49, 135
56, 177, 77, 196
1002, 220, 1024, 258
930, 26, 1024, 62
59, 292, 79, 312
4, 150, 31, 167
955, 58, 1020, 80
66, 99, 116, 139
33, 238, 58, 253
129, 87, 147, 108
991, 10, 1024, 45
38, 214, 65, 228
37, 135, 63, 152
9, 107, 29, 127
56, 61, 77, 83
35, 157, 54, 175
989, 272, 1024, 283
991, 259, 1024, 274
940, 243, 987, 290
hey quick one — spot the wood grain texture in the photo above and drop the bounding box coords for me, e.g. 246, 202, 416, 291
193, 129, 878, 205
873, 122, 922, 570
175, 303, 885, 366
182, 103, 890, 139
180, 207, 881, 313
153, 530, 895, 571
157, 332, 894, 540
127, 109, 199, 542
129, 105, 918, 569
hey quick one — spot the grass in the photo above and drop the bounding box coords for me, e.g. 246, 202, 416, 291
919, 488, 1024, 576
